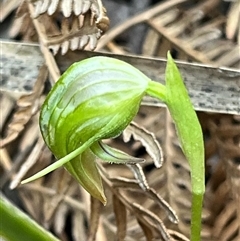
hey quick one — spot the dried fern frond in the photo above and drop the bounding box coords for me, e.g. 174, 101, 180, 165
0, 0, 20, 22
25, 0, 109, 54
225, 0, 240, 43
9, 134, 45, 190
30, 0, 110, 33
30, 0, 102, 18
9, 1, 39, 41
112, 193, 127, 241
210, 115, 240, 240
43, 12, 103, 54
0, 65, 47, 148
10, 0, 109, 54
92, 122, 182, 240
96, 0, 239, 68
98, 163, 182, 241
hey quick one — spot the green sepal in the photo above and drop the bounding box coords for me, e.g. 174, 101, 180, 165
91, 141, 144, 164
64, 149, 106, 205
21, 137, 95, 185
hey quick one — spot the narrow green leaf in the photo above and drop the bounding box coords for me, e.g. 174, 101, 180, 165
164, 52, 205, 241
0, 193, 60, 241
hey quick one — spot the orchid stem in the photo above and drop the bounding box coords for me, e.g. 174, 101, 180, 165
146, 80, 167, 102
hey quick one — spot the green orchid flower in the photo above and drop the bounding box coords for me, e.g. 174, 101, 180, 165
22, 53, 204, 241
24, 56, 152, 204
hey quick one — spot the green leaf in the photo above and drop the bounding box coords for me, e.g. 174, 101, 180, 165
0, 193, 60, 241
146, 52, 205, 241
164, 52, 205, 241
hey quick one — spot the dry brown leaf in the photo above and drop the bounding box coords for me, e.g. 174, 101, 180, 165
212, 116, 240, 240
18, 171, 88, 239
146, 188, 178, 224
167, 229, 190, 241
19, 185, 44, 222
0, 115, 40, 189
127, 164, 149, 191
212, 200, 238, 240
45, 12, 102, 54
43, 170, 73, 226
97, 162, 178, 240
0, 148, 12, 172
53, 202, 69, 236
96, 0, 239, 68
110, 176, 140, 190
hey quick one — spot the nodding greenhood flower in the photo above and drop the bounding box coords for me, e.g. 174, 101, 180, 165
22, 56, 166, 204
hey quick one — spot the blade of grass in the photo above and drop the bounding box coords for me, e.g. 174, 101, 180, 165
0, 193, 60, 241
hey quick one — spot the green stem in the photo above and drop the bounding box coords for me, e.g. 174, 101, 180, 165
0, 193, 60, 241
191, 192, 204, 240
146, 80, 167, 102
146, 54, 204, 241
